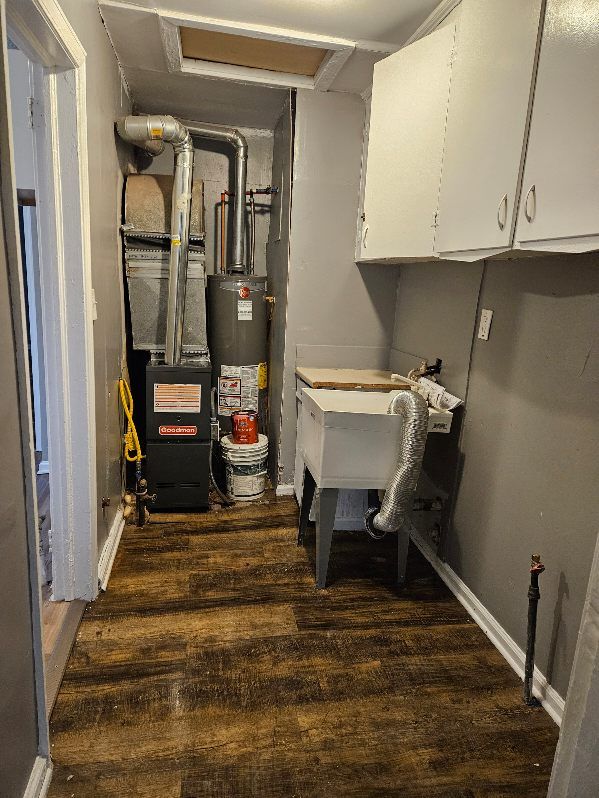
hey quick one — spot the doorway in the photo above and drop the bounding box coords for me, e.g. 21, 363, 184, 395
5, 1, 98, 602
8, 41, 52, 590
2, 0, 98, 731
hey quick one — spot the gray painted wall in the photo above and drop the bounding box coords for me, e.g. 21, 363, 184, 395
57, 0, 133, 555
0, 168, 39, 798
266, 93, 293, 482
138, 126, 274, 276
276, 89, 398, 485
391, 261, 484, 398
392, 254, 599, 699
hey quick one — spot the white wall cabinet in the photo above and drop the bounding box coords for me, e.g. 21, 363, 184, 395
359, 24, 455, 262
358, 0, 599, 265
435, 0, 544, 261
514, 0, 599, 255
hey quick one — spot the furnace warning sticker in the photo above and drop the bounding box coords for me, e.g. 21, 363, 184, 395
154, 383, 201, 414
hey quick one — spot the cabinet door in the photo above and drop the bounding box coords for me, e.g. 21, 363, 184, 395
360, 24, 455, 262
435, 0, 544, 261
515, 0, 599, 253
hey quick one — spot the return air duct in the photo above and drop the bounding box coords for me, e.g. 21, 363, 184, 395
117, 115, 194, 365
116, 115, 248, 365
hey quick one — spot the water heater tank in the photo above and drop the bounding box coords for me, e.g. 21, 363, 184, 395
207, 275, 268, 433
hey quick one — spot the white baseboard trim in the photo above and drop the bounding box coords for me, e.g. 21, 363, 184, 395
37, 460, 49, 475
410, 526, 565, 726
98, 506, 125, 592
275, 484, 296, 497
24, 756, 52, 798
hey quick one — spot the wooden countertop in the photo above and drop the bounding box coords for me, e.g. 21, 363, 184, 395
295, 367, 413, 391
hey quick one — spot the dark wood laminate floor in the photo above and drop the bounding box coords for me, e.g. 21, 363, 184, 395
49, 493, 558, 797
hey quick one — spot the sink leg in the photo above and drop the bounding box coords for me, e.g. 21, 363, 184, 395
397, 523, 410, 586
297, 466, 316, 546
315, 488, 338, 589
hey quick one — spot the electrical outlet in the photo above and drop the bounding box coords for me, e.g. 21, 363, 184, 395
478, 308, 493, 340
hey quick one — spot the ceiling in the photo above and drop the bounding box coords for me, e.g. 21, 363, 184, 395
100, 0, 442, 129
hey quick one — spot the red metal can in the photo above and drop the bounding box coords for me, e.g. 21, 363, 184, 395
231, 412, 259, 444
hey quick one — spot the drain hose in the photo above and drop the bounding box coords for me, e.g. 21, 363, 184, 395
365, 390, 429, 540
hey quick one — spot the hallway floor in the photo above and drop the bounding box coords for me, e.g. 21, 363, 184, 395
48, 494, 558, 797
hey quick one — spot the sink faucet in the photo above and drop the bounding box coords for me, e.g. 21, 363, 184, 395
408, 358, 443, 382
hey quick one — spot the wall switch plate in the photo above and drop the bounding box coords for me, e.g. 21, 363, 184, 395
478, 308, 493, 340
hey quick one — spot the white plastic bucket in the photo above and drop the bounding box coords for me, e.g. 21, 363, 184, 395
221, 434, 268, 501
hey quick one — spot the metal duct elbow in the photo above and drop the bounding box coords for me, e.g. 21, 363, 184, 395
116, 115, 192, 153
115, 115, 165, 155
365, 390, 429, 537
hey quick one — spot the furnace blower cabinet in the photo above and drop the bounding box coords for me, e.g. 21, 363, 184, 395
145, 364, 212, 510
118, 114, 268, 511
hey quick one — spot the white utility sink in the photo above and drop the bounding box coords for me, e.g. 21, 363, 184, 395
299, 388, 452, 490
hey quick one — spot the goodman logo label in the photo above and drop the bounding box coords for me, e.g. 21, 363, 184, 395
159, 425, 197, 436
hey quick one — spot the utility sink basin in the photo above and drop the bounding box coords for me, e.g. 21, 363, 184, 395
299, 388, 452, 489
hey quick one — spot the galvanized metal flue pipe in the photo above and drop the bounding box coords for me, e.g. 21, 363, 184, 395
116, 115, 194, 366
524, 554, 545, 706
181, 120, 248, 275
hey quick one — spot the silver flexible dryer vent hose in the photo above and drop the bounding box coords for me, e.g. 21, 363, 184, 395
365, 390, 429, 539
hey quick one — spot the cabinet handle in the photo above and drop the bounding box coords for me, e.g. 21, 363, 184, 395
362, 223, 369, 250
524, 184, 536, 222
497, 194, 508, 231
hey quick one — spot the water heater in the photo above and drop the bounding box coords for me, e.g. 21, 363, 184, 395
207, 275, 268, 434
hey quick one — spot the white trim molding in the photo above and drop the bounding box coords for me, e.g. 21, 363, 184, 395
404, 0, 462, 48
9, 0, 98, 602
275, 483, 296, 497
158, 11, 354, 91
98, 506, 125, 592
6, 0, 85, 68
410, 526, 565, 725
24, 756, 52, 798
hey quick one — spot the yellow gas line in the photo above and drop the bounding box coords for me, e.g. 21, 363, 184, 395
119, 377, 143, 465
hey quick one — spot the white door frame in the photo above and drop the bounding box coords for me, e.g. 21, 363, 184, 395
548, 530, 599, 797
1, 0, 50, 775
7, 0, 98, 601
